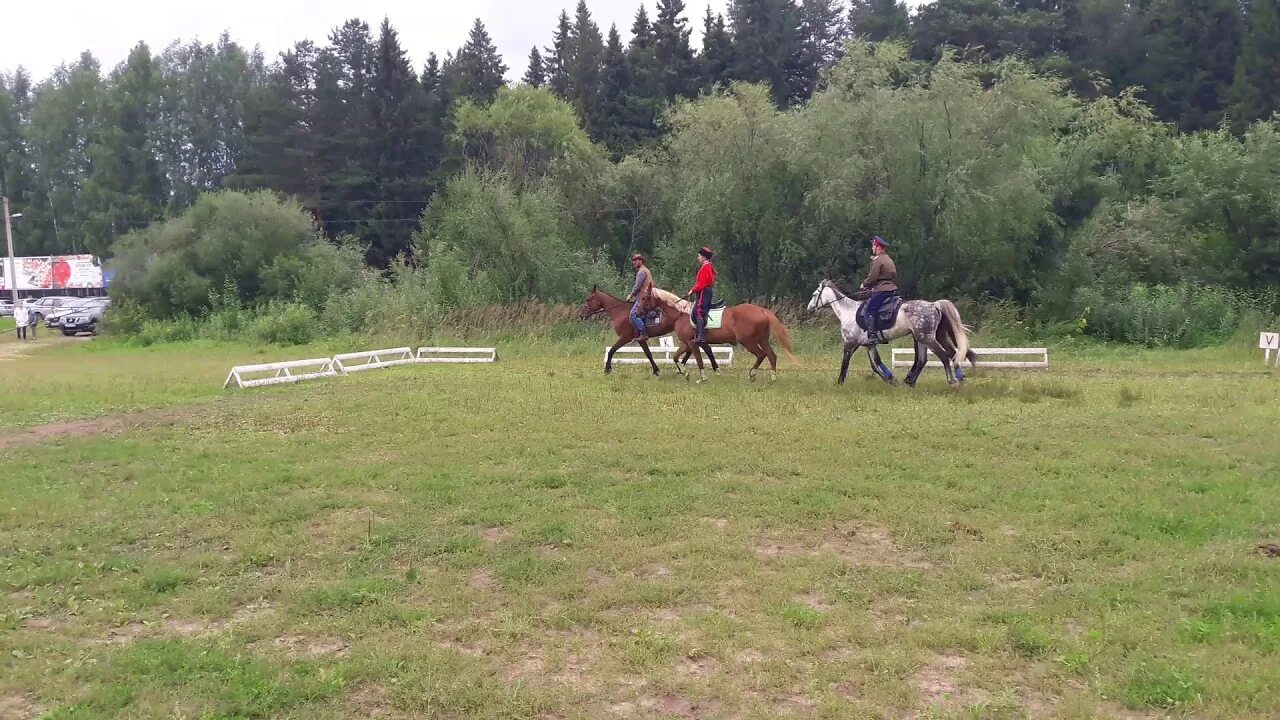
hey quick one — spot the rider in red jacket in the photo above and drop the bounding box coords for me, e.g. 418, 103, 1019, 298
687, 247, 716, 343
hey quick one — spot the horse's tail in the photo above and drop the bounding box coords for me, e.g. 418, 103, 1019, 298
767, 309, 799, 368
936, 300, 974, 367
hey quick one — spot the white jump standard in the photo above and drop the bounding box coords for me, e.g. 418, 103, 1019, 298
332, 347, 416, 374
223, 358, 340, 389
607, 335, 735, 366
415, 347, 498, 363
892, 347, 1049, 370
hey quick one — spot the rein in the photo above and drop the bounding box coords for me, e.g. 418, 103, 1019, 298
583, 293, 676, 323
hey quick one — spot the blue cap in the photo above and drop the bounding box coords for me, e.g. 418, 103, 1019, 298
873, 235, 889, 247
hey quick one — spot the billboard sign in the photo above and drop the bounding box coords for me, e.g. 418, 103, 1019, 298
0, 255, 105, 291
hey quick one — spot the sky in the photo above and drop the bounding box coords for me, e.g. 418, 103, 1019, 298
3, 0, 741, 83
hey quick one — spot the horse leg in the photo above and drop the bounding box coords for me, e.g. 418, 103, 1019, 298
868, 345, 895, 384
605, 337, 630, 374
838, 342, 857, 385
701, 340, 720, 373
746, 342, 767, 381
690, 343, 707, 383
638, 339, 660, 377
922, 335, 957, 386
699, 341, 720, 374
672, 347, 687, 376
905, 339, 927, 387
761, 338, 779, 381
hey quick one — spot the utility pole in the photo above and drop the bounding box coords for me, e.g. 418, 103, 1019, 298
2, 196, 17, 307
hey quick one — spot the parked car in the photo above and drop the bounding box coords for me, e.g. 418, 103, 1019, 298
45, 297, 108, 328
0, 300, 12, 317
22, 296, 79, 323
59, 301, 109, 336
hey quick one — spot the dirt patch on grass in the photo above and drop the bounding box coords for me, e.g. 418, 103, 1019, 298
677, 653, 720, 678
481, 526, 513, 545
611, 695, 719, 718
798, 592, 832, 612
104, 621, 148, 645
468, 569, 497, 591
0, 407, 190, 450
754, 523, 933, 570
500, 629, 608, 694
272, 634, 349, 657
20, 617, 60, 632
914, 654, 985, 709
774, 694, 817, 714
163, 618, 217, 637
347, 683, 392, 718
304, 508, 383, 548
0, 694, 43, 720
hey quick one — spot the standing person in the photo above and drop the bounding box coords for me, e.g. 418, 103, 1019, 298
860, 235, 898, 343
625, 253, 654, 341
687, 247, 716, 343
13, 304, 27, 341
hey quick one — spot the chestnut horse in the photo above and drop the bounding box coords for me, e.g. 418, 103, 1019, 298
579, 287, 680, 376
651, 288, 797, 382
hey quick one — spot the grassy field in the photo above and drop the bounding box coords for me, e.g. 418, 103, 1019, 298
1, 327, 1278, 719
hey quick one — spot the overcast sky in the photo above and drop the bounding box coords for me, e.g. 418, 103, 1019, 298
2, 0, 754, 83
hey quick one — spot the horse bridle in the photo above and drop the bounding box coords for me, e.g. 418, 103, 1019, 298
811, 281, 850, 312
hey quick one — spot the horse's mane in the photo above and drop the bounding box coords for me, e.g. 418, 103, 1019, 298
651, 287, 691, 313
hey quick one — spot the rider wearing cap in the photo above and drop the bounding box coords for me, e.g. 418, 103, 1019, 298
625, 253, 654, 341
687, 246, 716, 343
860, 235, 898, 343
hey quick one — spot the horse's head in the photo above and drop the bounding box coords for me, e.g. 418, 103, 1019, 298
579, 287, 605, 320
807, 280, 840, 313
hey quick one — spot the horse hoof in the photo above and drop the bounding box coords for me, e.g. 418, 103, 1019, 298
770, 373, 777, 382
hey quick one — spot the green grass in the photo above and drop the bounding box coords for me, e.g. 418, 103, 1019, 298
0, 329, 1278, 719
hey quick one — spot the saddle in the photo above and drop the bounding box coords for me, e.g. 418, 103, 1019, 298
856, 295, 902, 336
690, 302, 727, 330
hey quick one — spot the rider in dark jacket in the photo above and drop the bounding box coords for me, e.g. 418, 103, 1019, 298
860, 235, 898, 342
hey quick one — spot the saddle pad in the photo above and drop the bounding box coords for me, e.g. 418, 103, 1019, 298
706, 307, 725, 330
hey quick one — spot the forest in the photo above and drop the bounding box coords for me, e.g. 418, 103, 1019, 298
1, 0, 1277, 346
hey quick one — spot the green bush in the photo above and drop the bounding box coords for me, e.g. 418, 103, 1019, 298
1080, 283, 1246, 348
250, 302, 318, 346
109, 190, 358, 319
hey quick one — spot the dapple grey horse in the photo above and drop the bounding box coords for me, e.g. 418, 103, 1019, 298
807, 279, 974, 386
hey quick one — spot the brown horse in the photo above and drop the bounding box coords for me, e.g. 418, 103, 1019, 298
651, 289, 797, 382
579, 287, 680, 376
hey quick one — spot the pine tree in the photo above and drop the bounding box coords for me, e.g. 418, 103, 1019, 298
81, 42, 166, 252
790, 0, 848, 103
523, 46, 547, 87
626, 4, 664, 144
653, 0, 697, 100
567, 0, 607, 138
600, 24, 636, 154
364, 17, 434, 267
1137, 0, 1242, 130
848, 0, 910, 40
728, 0, 803, 107
546, 11, 573, 97
233, 41, 316, 200
313, 20, 376, 237
449, 18, 508, 104
0, 69, 41, 247
701, 7, 735, 87
1229, 0, 1280, 125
